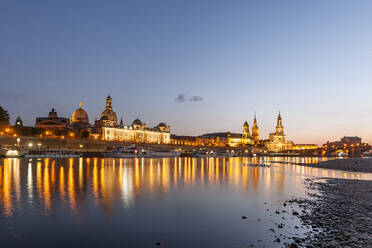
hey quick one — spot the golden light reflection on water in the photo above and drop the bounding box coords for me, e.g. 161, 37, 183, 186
0, 157, 371, 217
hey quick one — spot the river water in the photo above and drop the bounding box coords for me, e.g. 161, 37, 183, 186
0, 157, 371, 247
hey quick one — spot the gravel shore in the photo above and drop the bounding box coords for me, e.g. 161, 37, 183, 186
302, 158, 372, 173
285, 178, 372, 247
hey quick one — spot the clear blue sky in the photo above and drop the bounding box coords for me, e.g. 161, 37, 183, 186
1, 0, 372, 145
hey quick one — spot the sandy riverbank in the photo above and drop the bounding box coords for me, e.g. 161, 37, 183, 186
284, 178, 372, 247
301, 158, 372, 173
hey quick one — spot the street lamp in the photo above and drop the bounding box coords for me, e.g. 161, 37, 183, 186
16, 138, 20, 146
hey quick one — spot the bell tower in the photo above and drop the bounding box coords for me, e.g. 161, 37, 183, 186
105, 95, 113, 111
275, 111, 284, 135
252, 113, 259, 145
242, 121, 250, 145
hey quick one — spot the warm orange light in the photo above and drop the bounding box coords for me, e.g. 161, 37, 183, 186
61, 136, 65, 139
5, 128, 10, 132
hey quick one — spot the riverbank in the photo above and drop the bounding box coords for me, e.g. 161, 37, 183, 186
301, 158, 372, 173
285, 178, 372, 247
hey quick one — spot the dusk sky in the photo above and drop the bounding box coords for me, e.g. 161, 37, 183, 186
1, 0, 372, 145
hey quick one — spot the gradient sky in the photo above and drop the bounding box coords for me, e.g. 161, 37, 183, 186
1, 0, 372, 145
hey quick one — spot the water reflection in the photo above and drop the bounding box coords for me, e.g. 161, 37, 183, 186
0, 156, 370, 218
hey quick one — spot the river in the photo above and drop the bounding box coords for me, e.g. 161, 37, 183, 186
0, 157, 371, 247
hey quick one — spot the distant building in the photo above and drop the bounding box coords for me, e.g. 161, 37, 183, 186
170, 135, 227, 147
95, 95, 118, 127
102, 120, 171, 144
201, 119, 260, 147
35, 108, 70, 130
292, 144, 318, 150
70, 103, 91, 134
14, 116, 23, 127
171, 135, 198, 146
252, 114, 259, 145
321, 136, 368, 156
96, 96, 171, 144
340, 136, 362, 145
265, 112, 294, 152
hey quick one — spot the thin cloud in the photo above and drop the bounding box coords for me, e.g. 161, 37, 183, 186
175, 93, 188, 103
189, 96, 203, 102
175, 93, 203, 103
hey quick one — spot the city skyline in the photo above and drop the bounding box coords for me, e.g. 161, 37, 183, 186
1, 1, 372, 145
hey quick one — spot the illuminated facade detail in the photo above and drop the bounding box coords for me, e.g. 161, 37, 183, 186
70, 103, 91, 133
292, 144, 318, 150
71, 103, 89, 124
266, 112, 294, 152
252, 114, 259, 145
200, 121, 254, 147
35, 108, 70, 130
170, 135, 227, 147
92, 96, 171, 144
97, 95, 118, 127
102, 121, 171, 144
242, 121, 250, 145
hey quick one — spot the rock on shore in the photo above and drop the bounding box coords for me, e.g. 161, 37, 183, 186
286, 178, 372, 247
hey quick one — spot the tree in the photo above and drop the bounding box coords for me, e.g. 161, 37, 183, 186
0, 105, 10, 128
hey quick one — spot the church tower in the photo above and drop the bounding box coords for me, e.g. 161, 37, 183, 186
275, 111, 284, 135
252, 114, 259, 145
242, 121, 250, 145
105, 95, 113, 110
99, 95, 118, 127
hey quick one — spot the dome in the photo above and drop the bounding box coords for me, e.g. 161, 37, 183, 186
243, 121, 249, 127
158, 122, 167, 127
132, 118, 143, 126
72, 103, 89, 123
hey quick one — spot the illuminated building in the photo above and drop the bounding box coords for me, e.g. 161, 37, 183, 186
292, 144, 318, 150
241, 121, 250, 145
35, 108, 70, 130
321, 136, 368, 156
265, 112, 294, 152
200, 122, 254, 147
70, 103, 91, 135
170, 135, 227, 147
95, 95, 118, 127
71, 103, 89, 124
252, 114, 259, 145
102, 120, 170, 144
91, 96, 170, 144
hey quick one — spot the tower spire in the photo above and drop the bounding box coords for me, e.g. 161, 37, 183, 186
276, 111, 284, 135
252, 112, 259, 145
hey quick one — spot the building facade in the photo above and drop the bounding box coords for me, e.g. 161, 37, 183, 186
95, 95, 118, 127
252, 114, 259, 145
102, 122, 170, 144
266, 112, 294, 152
95, 96, 170, 144
70, 103, 91, 134
201, 121, 255, 147
35, 108, 70, 130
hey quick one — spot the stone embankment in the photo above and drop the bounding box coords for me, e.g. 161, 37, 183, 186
303, 158, 372, 173
285, 178, 372, 247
